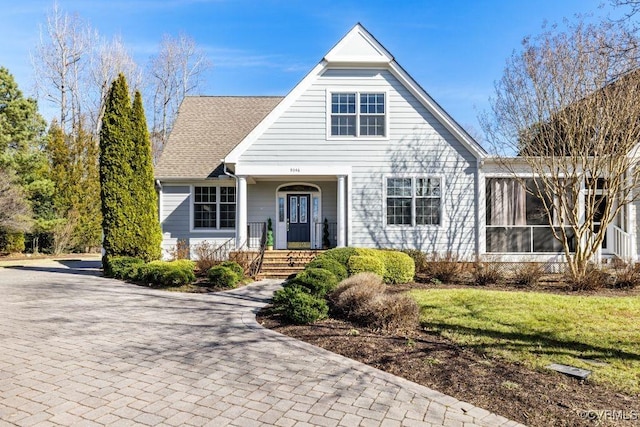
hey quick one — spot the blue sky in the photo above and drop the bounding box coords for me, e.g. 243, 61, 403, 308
2, 0, 625, 135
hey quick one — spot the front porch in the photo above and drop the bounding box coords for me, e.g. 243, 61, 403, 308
235, 174, 349, 251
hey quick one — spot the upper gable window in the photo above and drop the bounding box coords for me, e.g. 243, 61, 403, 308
330, 92, 385, 137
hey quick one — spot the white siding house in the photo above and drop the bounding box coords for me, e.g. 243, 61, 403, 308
154, 23, 638, 264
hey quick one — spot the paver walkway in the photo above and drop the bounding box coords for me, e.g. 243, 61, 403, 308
0, 260, 525, 426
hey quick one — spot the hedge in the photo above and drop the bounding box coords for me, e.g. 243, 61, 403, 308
104, 256, 145, 279
348, 254, 386, 277
322, 247, 357, 267
219, 261, 245, 278
379, 250, 415, 284
105, 256, 195, 287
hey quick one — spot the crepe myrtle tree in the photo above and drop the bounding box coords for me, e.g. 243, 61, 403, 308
481, 18, 640, 280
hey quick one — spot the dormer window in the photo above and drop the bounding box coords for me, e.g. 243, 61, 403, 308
330, 92, 386, 137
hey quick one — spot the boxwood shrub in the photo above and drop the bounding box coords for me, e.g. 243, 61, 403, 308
306, 256, 348, 281
379, 250, 415, 284
348, 254, 386, 277
291, 267, 338, 297
207, 265, 240, 289
104, 256, 145, 279
137, 260, 196, 287
322, 247, 358, 268
273, 285, 329, 324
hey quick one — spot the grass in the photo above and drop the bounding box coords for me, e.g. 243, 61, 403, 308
410, 289, 640, 394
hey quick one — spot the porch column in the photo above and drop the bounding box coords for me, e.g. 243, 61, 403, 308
337, 175, 346, 247
236, 176, 247, 249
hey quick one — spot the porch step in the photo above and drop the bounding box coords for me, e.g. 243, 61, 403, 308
257, 250, 323, 279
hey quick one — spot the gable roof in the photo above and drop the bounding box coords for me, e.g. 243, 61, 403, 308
154, 96, 283, 180
224, 23, 487, 163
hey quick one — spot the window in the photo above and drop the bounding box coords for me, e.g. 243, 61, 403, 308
193, 186, 236, 229
485, 178, 575, 253
331, 92, 385, 137
386, 177, 441, 226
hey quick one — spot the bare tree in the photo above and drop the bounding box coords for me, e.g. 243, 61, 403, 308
88, 35, 141, 134
148, 33, 211, 161
32, 2, 92, 133
481, 18, 640, 280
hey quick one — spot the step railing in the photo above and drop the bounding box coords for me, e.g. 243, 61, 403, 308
247, 222, 267, 278
612, 225, 632, 262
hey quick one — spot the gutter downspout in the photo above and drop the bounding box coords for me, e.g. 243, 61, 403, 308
475, 158, 484, 261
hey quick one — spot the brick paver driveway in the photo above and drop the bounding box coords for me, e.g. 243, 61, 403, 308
0, 260, 523, 426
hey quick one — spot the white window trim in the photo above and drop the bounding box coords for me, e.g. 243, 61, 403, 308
383, 175, 444, 228
326, 88, 390, 140
189, 184, 237, 233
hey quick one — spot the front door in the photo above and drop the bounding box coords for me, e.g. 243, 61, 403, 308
287, 194, 311, 249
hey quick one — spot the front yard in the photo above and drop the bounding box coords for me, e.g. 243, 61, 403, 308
411, 289, 640, 395
260, 272, 640, 427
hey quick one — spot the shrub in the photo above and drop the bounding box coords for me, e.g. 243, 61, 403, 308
322, 247, 357, 267
380, 250, 415, 284
104, 256, 145, 279
192, 241, 220, 273
168, 239, 190, 260
137, 260, 196, 287
612, 264, 640, 289
364, 294, 420, 332
329, 273, 386, 317
220, 261, 245, 279
0, 231, 25, 254
273, 285, 329, 324
512, 263, 545, 287
207, 265, 240, 289
291, 267, 338, 297
473, 262, 504, 286
424, 252, 463, 283
567, 266, 613, 291
306, 256, 348, 281
402, 249, 427, 276
348, 254, 386, 277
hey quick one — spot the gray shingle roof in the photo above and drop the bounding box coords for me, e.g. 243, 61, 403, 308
154, 96, 283, 179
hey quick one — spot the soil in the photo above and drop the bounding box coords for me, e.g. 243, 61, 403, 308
257, 281, 640, 427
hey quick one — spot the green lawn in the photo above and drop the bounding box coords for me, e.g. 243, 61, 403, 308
409, 289, 640, 394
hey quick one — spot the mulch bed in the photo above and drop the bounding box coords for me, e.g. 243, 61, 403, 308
257, 281, 639, 427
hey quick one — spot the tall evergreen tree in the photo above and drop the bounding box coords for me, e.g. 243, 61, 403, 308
130, 91, 161, 260
100, 73, 135, 260
100, 74, 161, 263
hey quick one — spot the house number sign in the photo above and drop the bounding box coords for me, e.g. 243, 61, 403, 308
290, 168, 301, 173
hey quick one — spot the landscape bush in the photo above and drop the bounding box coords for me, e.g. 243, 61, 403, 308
306, 256, 348, 281
379, 250, 415, 284
272, 285, 329, 324
291, 267, 339, 297
192, 241, 220, 273
364, 293, 420, 332
322, 247, 357, 267
219, 260, 245, 278
328, 272, 386, 317
612, 264, 640, 289
424, 252, 464, 283
207, 265, 241, 289
137, 260, 196, 287
348, 254, 386, 277
401, 249, 427, 277
567, 266, 613, 291
512, 263, 545, 287
472, 262, 504, 286
104, 256, 145, 279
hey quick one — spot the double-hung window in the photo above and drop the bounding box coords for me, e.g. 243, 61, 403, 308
193, 186, 236, 230
330, 92, 386, 137
386, 177, 441, 226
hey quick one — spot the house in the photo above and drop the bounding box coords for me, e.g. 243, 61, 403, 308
154, 23, 638, 266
